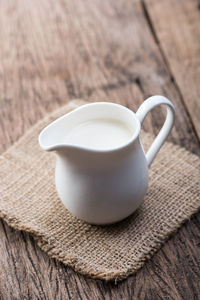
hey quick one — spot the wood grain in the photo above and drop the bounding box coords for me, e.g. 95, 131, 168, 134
0, 0, 200, 299
145, 0, 200, 139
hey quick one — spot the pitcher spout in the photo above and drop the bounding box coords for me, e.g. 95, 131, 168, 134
39, 127, 70, 152
38, 107, 87, 152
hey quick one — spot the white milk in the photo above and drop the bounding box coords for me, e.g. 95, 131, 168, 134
64, 118, 133, 150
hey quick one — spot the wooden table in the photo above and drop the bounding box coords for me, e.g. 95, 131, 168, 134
0, 0, 200, 299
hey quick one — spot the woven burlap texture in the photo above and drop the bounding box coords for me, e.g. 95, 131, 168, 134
0, 100, 200, 281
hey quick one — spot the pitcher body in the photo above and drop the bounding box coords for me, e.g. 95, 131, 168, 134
55, 137, 148, 224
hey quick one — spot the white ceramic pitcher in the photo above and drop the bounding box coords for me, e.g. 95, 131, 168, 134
39, 96, 175, 225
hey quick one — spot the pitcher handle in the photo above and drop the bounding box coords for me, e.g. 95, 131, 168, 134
136, 95, 175, 167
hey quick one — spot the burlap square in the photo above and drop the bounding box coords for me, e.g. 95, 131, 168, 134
0, 100, 200, 281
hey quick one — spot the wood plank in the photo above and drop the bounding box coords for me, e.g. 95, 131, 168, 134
0, 0, 200, 299
145, 0, 200, 140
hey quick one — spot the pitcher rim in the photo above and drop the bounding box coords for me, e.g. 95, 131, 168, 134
39, 102, 141, 153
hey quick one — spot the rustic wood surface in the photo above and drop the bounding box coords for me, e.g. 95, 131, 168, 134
0, 0, 200, 299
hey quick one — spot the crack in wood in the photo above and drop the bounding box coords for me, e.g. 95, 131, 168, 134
141, 0, 160, 45
135, 77, 145, 94
197, 0, 200, 10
